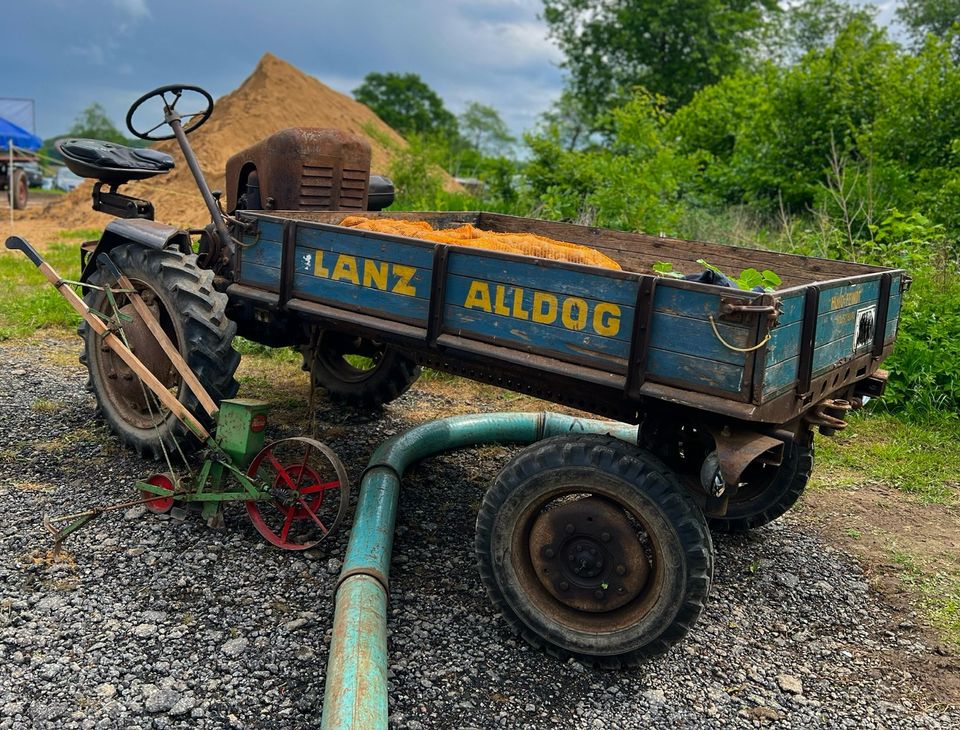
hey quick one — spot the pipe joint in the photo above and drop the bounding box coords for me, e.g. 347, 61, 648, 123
337, 566, 390, 594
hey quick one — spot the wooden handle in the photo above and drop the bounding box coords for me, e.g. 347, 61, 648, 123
98, 253, 219, 418
19, 241, 210, 441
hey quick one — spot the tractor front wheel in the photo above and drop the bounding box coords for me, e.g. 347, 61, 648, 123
80, 244, 240, 459
476, 434, 713, 667
302, 331, 420, 409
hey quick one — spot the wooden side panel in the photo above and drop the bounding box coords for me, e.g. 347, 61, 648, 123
289, 228, 434, 326
759, 293, 806, 399
644, 284, 754, 397
440, 250, 636, 372
885, 284, 902, 344
238, 220, 284, 291
812, 279, 881, 376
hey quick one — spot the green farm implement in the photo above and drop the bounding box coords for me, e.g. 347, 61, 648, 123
5, 235, 350, 551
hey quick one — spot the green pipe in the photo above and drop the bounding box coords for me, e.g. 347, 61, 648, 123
320, 412, 638, 730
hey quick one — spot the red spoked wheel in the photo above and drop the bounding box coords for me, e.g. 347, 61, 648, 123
141, 472, 176, 514
245, 437, 350, 550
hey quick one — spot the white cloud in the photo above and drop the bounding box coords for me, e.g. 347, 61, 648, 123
112, 0, 151, 20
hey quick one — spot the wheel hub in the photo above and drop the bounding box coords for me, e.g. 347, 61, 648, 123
566, 538, 604, 578
100, 298, 176, 411
529, 496, 650, 613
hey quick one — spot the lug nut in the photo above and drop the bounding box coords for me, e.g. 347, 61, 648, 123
617, 586, 625, 594
593, 589, 605, 600
600, 532, 611, 542
544, 547, 555, 558
565, 523, 575, 534
559, 581, 569, 591
589, 547, 597, 555
615, 564, 626, 576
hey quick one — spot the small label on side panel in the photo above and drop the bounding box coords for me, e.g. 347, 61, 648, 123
854, 306, 876, 351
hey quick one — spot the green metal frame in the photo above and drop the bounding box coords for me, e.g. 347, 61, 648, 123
49, 399, 275, 543
136, 399, 272, 521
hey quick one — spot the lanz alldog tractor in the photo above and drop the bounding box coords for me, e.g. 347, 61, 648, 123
8, 85, 906, 728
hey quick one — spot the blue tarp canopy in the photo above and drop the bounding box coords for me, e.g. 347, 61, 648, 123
0, 117, 42, 151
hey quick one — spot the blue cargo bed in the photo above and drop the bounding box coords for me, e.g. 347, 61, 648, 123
230, 210, 905, 426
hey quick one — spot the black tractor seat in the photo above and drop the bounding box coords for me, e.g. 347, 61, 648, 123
56, 138, 174, 186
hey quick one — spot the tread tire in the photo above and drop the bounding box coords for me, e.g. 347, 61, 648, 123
303, 333, 420, 409
78, 244, 240, 460
475, 434, 713, 668
10, 169, 28, 210
708, 441, 814, 534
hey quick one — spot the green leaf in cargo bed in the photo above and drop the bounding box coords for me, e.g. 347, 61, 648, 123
652, 261, 684, 278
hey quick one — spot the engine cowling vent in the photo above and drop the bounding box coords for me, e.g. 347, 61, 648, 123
226, 128, 372, 213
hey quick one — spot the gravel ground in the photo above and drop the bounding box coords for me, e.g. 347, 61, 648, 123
1, 337, 957, 729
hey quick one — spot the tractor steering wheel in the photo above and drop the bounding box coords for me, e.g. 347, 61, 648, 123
125, 84, 214, 141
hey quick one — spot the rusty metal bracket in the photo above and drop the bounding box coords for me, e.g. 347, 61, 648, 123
706, 426, 786, 487
718, 296, 782, 326
805, 398, 852, 436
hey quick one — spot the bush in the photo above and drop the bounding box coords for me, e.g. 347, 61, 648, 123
883, 268, 960, 417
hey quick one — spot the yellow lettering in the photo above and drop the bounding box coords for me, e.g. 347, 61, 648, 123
464, 281, 492, 311
331, 255, 360, 285
313, 251, 330, 278
391, 265, 417, 297
493, 285, 510, 316
532, 292, 558, 324
561, 297, 589, 331
830, 291, 862, 309
511, 288, 529, 320
593, 302, 621, 337
362, 259, 388, 290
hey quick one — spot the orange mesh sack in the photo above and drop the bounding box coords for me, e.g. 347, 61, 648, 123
338, 217, 622, 271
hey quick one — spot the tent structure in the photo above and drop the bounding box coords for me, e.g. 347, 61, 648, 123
0, 117, 42, 150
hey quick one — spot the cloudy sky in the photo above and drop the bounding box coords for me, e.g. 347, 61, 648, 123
3, 0, 563, 139
4, 0, 898, 140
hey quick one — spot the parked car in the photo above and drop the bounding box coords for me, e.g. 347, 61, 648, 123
20, 161, 43, 188
54, 166, 83, 191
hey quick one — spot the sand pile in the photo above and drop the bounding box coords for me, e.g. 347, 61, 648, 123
42, 53, 417, 229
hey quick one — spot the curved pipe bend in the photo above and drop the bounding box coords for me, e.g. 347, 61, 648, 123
320, 412, 637, 730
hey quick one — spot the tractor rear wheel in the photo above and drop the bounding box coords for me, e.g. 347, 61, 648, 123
10, 169, 28, 210
79, 244, 240, 459
476, 434, 713, 667
302, 331, 420, 409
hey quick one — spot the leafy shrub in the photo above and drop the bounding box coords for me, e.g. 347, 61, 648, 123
882, 267, 960, 417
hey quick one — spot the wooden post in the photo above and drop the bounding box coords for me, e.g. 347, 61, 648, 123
8, 141, 13, 227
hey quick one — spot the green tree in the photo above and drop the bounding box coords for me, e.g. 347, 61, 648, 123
542, 0, 778, 116
353, 72, 458, 139
67, 103, 127, 144
458, 102, 515, 158
538, 89, 595, 151
765, 0, 876, 61
897, 0, 960, 46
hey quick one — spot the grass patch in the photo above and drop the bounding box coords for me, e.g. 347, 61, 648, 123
813, 411, 960, 504
0, 229, 97, 340
233, 337, 302, 363
893, 551, 960, 648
